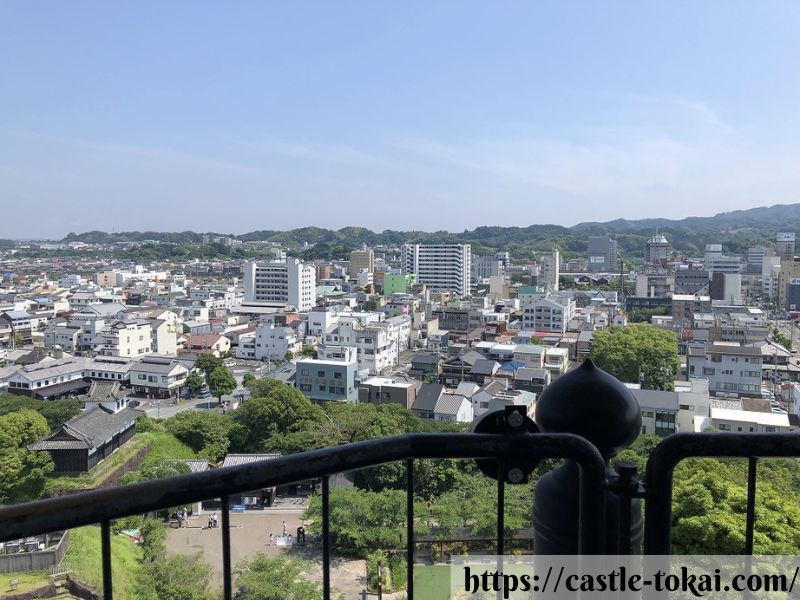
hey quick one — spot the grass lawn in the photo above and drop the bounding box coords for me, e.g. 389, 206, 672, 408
0, 571, 51, 595
43, 430, 196, 496
65, 525, 143, 600
413, 565, 453, 600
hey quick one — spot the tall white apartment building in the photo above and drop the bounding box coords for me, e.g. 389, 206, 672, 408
538, 250, 560, 291
401, 244, 471, 297
243, 260, 316, 311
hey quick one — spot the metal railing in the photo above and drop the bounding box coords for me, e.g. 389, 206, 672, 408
1, 430, 799, 599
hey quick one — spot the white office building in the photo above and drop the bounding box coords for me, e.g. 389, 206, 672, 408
401, 244, 471, 297
243, 260, 316, 311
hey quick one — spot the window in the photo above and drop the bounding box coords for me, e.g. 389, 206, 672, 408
765, 426, 777, 432
301, 369, 309, 376
317, 371, 325, 377
718, 424, 731, 431
318, 385, 325, 392
334, 372, 342, 379
679, 404, 694, 411
642, 411, 654, 418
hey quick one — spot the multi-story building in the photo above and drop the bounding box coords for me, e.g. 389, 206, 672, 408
253, 324, 300, 361
538, 250, 560, 291
242, 259, 316, 311
674, 268, 710, 295
778, 257, 800, 309
709, 272, 742, 304
635, 274, 675, 298
587, 236, 617, 273
644, 234, 670, 266
777, 232, 796, 262
401, 244, 471, 296
350, 249, 374, 274
703, 244, 741, 276
522, 294, 576, 335
746, 245, 771, 274
471, 255, 505, 282
295, 347, 358, 403
318, 314, 411, 374
686, 344, 763, 397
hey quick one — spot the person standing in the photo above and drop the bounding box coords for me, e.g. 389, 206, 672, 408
268, 533, 274, 546
282, 520, 287, 536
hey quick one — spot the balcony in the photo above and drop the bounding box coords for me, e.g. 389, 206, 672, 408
2, 361, 800, 599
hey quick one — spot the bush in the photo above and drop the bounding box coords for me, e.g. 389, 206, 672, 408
367, 549, 389, 591
389, 553, 407, 591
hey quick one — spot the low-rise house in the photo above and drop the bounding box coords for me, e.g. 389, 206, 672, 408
513, 367, 550, 394
709, 407, 791, 433
28, 402, 142, 473
129, 357, 189, 399
358, 377, 418, 409
186, 334, 231, 357
6, 356, 89, 399
433, 393, 473, 422
408, 352, 442, 380
411, 383, 445, 419
468, 358, 501, 385
439, 350, 484, 386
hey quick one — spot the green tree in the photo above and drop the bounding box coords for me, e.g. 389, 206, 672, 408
229, 382, 325, 453
195, 354, 223, 378
284, 350, 293, 362
305, 487, 425, 557
0, 394, 82, 430
165, 411, 231, 461
300, 345, 316, 357
242, 373, 256, 388
589, 323, 680, 390
671, 458, 800, 554
0, 409, 54, 503
184, 371, 205, 393
235, 554, 335, 600
139, 553, 217, 600
13, 332, 25, 347
208, 366, 236, 406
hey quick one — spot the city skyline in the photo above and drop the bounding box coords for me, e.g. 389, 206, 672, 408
3, 2, 800, 237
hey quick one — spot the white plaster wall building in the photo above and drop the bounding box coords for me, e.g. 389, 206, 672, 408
253, 324, 300, 361
522, 294, 576, 335
243, 259, 317, 311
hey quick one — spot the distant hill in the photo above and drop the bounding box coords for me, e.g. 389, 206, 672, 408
59, 202, 800, 260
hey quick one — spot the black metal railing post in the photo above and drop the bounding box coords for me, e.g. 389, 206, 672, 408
101, 520, 113, 600
533, 359, 642, 554
221, 496, 232, 600
406, 458, 414, 600
322, 475, 331, 600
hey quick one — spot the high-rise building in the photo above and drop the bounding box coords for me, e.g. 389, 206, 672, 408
471, 255, 504, 282
401, 244, 471, 296
350, 249, 374, 274
777, 233, 796, 262
243, 259, 317, 311
644, 234, 670, 266
588, 236, 617, 272
537, 250, 560, 291
746, 245, 772, 274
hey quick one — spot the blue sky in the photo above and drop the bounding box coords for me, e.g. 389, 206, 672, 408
2, 1, 800, 238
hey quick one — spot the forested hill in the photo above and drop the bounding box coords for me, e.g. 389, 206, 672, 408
60, 202, 800, 260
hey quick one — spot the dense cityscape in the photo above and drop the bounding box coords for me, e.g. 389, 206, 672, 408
1, 206, 800, 597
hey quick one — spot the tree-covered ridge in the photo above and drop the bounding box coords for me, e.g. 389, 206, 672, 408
53, 202, 800, 259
